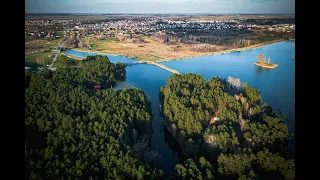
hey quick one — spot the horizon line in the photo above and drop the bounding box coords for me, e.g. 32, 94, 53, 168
25, 12, 295, 15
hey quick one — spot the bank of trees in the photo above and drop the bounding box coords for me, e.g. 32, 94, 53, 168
160, 73, 294, 179
25, 56, 162, 179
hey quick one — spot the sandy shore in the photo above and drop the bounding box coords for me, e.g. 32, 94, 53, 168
69, 49, 137, 61
254, 62, 278, 69
63, 53, 84, 60
112, 80, 136, 91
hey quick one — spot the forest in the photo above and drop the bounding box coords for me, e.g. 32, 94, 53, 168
160, 73, 295, 179
26, 56, 294, 179
25, 55, 163, 179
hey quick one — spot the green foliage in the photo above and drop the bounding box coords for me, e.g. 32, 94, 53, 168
52, 55, 125, 88
53, 54, 79, 68
160, 74, 239, 139
242, 85, 262, 106
217, 153, 255, 177
25, 57, 160, 179
243, 114, 288, 149
217, 149, 295, 180
175, 157, 214, 180
162, 74, 294, 180
204, 124, 240, 153
256, 149, 295, 180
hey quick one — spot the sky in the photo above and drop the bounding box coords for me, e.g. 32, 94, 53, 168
25, 0, 295, 14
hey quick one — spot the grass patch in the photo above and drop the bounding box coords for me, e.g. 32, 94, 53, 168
134, 54, 161, 61
53, 54, 79, 68
256, 35, 279, 43
25, 51, 56, 71
25, 38, 65, 51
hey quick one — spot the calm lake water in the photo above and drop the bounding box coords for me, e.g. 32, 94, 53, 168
65, 41, 295, 174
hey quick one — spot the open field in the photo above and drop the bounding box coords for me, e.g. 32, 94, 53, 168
75, 36, 283, 62
53, 54, 80, 68
25, 38, 65, 51
25, 51, 56, 70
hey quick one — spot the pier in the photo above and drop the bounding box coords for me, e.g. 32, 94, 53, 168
124, 61, 180, 74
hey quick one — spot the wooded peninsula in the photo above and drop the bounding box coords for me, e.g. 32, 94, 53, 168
160, 73, 294, 179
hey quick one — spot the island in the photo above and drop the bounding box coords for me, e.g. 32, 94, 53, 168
160, 73, 295, 179
254, 54, 278, 69
292, 57, 295, 60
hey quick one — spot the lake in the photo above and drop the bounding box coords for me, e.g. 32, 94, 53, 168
65, 41, 295, 174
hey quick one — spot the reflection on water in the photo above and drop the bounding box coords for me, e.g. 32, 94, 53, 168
256, 66, 264, 74
163, 127, 186, 163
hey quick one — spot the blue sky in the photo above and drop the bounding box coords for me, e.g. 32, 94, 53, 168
25, 0, 295, 14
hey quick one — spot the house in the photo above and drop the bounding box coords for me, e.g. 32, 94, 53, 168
209, 117, 220, 124
25, 67, 31, 70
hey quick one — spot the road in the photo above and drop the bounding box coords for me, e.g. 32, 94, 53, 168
48, 38, 68, 71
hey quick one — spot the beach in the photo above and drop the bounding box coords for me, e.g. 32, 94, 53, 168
112, 80, 136, 91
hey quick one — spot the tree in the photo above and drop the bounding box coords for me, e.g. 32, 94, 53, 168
257, 54, 266, 63
227, 76, 234, 88
233, 78, 241, 90
227, 76, 241, 90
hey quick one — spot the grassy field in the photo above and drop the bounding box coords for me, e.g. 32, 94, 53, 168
25, 51, 56, 70
25, 38, 65, 51
53, 54, 79, 68
77, 36, 226, 61
76, 35, 283, 62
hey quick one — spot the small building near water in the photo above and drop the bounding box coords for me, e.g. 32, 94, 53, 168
209, 117, 220, 124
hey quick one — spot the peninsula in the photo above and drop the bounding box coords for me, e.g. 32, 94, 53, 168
159, 73, 295, 179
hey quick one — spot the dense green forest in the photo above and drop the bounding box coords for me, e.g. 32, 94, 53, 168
25, 55, 163, 179
26, 56, 295, 179
160, 73, 295, 179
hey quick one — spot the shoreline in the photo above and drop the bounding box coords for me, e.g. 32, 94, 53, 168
157, 39, 285, 63
254, 62, 278, 69
112, 80, 137, 91
67, 39, 286, 63
62, 53, 84, 60
68, 49, 137, 61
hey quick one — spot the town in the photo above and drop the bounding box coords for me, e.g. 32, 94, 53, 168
25, 14, 295, 70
